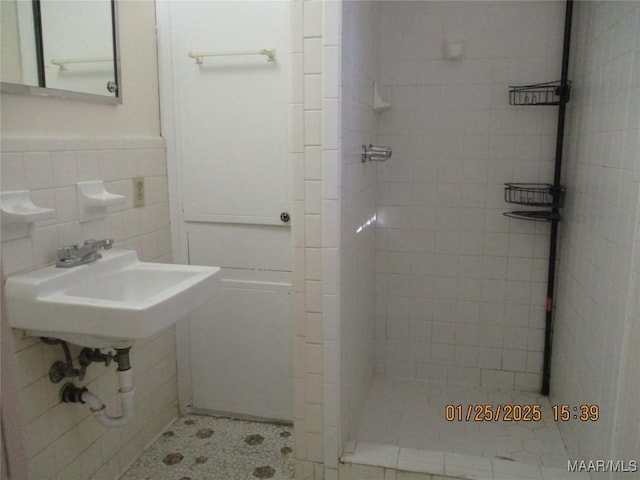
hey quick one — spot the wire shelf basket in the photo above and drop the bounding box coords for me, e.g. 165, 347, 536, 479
508, 81, 571, 106
504, 183, 565, 207
503, 210, 562, 222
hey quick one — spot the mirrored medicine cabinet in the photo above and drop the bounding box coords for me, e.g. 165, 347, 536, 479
0, 0, 121, 104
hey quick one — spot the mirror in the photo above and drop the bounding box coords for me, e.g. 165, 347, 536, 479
1, 0, 120, 104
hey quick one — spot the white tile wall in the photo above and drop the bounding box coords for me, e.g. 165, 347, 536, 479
293, 0, 356, 477
552, 0, 640, 469
290, 2, 640, 478
291, 0, 333, 475
1, 135, 174, 480
374, 1, 565, 389
322, 1, 343, 475
338, 0, 379, 463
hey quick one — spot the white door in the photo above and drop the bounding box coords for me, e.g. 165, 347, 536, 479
157, 1, 292, 421
189, 272, 291, 421
169, 0, 289, 225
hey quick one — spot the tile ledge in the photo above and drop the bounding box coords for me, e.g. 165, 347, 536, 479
340, 445, 584, 480
1, 135, 165, 152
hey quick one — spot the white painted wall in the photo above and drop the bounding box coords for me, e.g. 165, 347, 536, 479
374, 1, 564, 390
553, 1, 640, 473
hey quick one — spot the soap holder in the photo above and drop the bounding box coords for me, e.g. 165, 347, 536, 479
77, 180, 125, 223
1, 190, 55, 240
373, 82, 391, 113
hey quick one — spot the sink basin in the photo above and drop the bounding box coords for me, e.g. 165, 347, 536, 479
5, 249, 220, 348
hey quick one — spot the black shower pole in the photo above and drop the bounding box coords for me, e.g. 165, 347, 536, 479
541, 0, 573, 396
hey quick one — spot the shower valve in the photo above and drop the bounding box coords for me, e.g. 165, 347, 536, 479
362, 144, 392, 163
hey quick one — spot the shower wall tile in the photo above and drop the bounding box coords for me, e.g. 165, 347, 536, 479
339, 0, 380, 460
552, 0, 640, 468
375, 1, 566, 388
1, 136, 174, 480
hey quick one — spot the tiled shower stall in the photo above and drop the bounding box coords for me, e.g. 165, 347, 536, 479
1, 1, 638, 479
325, 1, 640, 479
336, 1, 568, 476
372, 0, 561, 389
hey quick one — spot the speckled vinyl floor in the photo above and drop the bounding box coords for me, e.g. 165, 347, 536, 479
120, 414, 294, 480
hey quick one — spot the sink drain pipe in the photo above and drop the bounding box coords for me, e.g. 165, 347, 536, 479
60, 347, 134, 428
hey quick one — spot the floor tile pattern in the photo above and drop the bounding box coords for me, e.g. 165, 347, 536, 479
121, 415, 294, 480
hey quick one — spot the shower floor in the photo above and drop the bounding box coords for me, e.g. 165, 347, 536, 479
120, 414, 294, 480
344, 378, 587, 480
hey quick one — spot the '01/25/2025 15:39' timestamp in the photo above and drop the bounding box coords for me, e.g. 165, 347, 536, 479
444, 404, 600, 422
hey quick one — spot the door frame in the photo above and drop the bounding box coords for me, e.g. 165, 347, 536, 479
156, 1, 193, 411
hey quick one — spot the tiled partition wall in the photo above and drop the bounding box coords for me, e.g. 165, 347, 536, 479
553, 0, 640, 471
374, 1, 565, 390
1, 136, 174, 480
290, 0, 327, 477
339, 0, 379, 455
291, 0, 344, 478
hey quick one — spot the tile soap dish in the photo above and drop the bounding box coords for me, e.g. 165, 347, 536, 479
0, 190, 55, 240
373, 82, 391, 113
78, 180, 125, 222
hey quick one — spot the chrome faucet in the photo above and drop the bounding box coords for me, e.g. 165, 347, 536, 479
56, 239, 114, 268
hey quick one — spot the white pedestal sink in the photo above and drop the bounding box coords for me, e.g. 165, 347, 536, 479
5, 249, 220, 348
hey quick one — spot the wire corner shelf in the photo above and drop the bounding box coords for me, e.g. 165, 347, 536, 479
503, 210, 563, 222
503, 183, 565, 222
504, 183, 565, 208
508, 80, 571, 106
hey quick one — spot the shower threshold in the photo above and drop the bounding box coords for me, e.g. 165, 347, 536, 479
341, 378, 590, 480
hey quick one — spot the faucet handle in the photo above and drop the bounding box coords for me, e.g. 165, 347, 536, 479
55, 239, 113, 267
57, 245, 79, 261
82, 238, 113, 250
